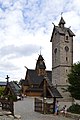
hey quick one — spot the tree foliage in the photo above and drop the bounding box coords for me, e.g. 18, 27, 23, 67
0, 87, 5, 96
67, 103, 80, 114
68, 62, 80, 100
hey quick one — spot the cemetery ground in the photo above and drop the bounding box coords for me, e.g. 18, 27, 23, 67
0, 97, 77, 120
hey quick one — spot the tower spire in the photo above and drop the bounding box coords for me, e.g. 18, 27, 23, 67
40, 46, 42, 55
61, 12, 63, 17
59, 15, 65, 28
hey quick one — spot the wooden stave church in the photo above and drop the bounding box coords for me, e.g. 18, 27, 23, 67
20, 54, 62, 98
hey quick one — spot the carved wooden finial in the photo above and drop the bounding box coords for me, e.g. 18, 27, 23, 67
61, 12, 63, 17
40, 46, 42, 55
24, 66, 28, 69
69, 26, 71, 29
52, 22, 55, 26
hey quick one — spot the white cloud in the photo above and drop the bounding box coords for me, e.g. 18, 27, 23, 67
0, 0, 80, 81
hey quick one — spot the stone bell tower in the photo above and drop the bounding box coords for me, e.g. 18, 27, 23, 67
50, 17, 75, 100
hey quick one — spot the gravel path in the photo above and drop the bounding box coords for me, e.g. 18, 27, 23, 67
14, 97, 74, 120
0, 97, 75, 120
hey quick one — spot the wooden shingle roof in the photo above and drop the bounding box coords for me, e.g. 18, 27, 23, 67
25, 69, 52, 85
4, 81, 21, 97
40, 77, 62, 98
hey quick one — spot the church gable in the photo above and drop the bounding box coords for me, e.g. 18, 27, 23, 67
39, 77, 62, 98
4, 81, 21, 101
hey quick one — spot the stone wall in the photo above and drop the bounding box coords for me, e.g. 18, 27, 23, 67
67, 112, 80, 120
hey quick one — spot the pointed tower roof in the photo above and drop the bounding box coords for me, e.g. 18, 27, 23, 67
38, 54, 44, 61
50, 16, 75, 42
35, 54, 46, 70
59, 16, 66, 26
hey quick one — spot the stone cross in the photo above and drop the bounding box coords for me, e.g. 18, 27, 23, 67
5, 75, 10, 83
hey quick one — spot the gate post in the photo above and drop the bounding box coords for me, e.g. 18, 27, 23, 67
10, 100, 14, 116
43, 97, 46, 114
43, 78, 47, 114
53, 97, 56, 114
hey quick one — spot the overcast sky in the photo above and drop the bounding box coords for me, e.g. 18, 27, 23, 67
0, 0, 80, 81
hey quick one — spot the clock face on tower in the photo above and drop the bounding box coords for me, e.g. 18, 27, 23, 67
65, 46, 69, 52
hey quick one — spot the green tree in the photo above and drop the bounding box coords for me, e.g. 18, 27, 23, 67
0, 87, 5, 96
68, 62, 80, 100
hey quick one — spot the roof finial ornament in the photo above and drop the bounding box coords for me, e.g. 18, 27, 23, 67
52, 22, 55, 25
69, 26, 71, 29
52, 23, 55, 29
24, 66, 28, 69
40, 46, 42, 55
61, 12, 63, 17
59, 13, 65, 27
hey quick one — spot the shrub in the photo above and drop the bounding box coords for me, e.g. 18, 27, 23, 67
67, 103, 80, 114
0, 87, 5, 96
8, 95, 17, 101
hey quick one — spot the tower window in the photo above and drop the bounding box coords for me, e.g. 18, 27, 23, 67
66, 57, 68, 61
66, 69, 67, 73
66, 36, 68, 40
54, 48, 57, 54
65, 35, 69, 42
65, 46, 69, 52
66, 79, 68, 83
54, 48, 57, 62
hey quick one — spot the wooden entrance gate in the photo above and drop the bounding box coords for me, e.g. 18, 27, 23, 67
34, 98, 43, 113
34, 98, 54, 114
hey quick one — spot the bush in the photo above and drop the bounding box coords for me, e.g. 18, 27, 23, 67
0, 87, 5, 96
67, 103, 80, 114
8, 95, 17, 101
